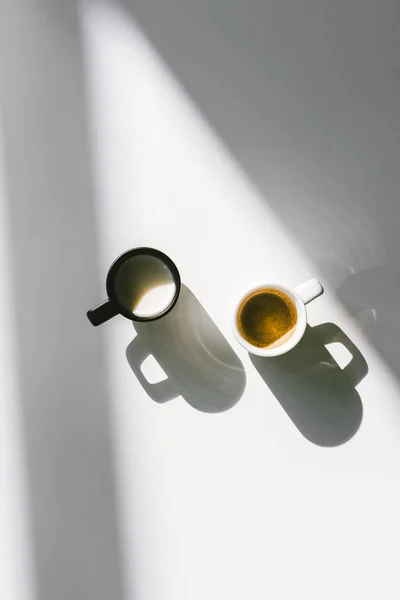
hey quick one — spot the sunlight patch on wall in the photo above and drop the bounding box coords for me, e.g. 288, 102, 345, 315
79, 0, 314, 289
0, 113, 36, 600
79, 4, 400, 600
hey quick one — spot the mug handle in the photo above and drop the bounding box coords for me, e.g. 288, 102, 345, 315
126, 334, 178, 403
295, 278, 324, 305
87, 299, 119, 326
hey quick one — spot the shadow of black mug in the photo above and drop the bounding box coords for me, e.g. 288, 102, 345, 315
126, 285, 246, 413
87, 247, 181, 326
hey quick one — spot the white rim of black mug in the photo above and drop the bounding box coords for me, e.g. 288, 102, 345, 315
87, 247, 181, 326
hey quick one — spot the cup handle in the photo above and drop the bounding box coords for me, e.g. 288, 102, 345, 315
126, 334, 178, 403
295, 278, 324, 305
87, 299, 119, 326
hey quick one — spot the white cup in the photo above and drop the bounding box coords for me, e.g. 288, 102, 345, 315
232, 278, 324, 357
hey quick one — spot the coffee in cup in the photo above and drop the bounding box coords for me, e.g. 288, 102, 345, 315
233, 279, 323, 357
236, 288, 297, 349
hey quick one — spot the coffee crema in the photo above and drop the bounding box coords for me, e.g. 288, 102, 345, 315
237, 288, 297, 348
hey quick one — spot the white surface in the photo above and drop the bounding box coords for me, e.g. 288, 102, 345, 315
2, 1, 400, 600
82, 4, 400, 600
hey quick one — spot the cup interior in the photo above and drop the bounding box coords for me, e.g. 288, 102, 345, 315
232, 284, 307, 356
107, 248, 181, 321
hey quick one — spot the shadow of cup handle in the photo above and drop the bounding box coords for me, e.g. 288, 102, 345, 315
126, 335, 178, 403
316, 322, 369, 387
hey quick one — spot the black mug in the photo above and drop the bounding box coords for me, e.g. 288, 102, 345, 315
87, 247, 181, 326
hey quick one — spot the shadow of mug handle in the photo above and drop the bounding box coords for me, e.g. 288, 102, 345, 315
315, 323, 369, 387
126, 335, 178, 403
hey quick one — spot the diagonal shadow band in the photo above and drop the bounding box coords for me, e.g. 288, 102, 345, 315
126, 285, 246, 413
251, 323, 368, 447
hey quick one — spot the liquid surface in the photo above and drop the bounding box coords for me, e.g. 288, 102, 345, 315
114, 254, 176, 317
237, 288, 297, 348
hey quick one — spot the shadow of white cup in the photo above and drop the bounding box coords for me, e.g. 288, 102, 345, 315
232, 279, 324, 357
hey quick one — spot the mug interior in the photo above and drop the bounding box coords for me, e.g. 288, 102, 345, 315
232, 284, 307, 357
107, 248, 181, 321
